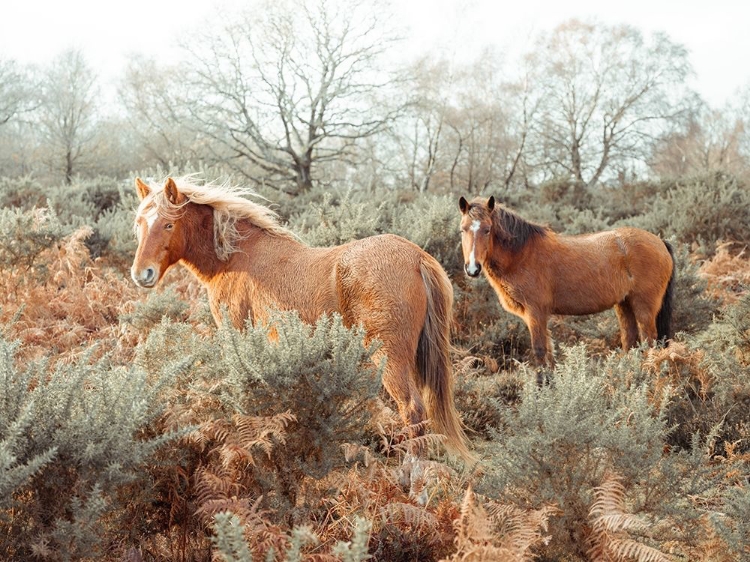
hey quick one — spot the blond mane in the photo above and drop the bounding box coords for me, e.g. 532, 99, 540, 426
136, 177, 295, 260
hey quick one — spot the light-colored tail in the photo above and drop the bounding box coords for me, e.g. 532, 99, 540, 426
418, 257, 475, 463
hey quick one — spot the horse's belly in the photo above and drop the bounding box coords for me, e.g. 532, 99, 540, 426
551, 277, 628, 315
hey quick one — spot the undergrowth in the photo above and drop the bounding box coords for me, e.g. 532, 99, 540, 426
0, 175, 748, 560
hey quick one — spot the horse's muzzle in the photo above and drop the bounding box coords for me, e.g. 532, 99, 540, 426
464, 263, 482, 277
132, 266, 157, 288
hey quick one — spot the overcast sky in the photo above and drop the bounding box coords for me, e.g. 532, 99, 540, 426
1, 0, 747, 108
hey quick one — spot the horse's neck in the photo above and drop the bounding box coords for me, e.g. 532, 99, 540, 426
180, 221, 306, 285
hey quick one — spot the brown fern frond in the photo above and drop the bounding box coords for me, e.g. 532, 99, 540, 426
588, 473, 672, 562
454, 485, 495, 548
441, 487, 551, 562
392, 432, 446, 456
199, 418, 233, 444
381, 501, 440, 530
589, 474, 628, 520
194, 466, 243, 509
608, 538, 672, 562
196, 497, 252, 521
217, 443, 257, 469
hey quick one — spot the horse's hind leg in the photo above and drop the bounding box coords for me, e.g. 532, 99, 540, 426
631, 298, 659, 344
614, 300, 639, 350
376, 349, 427, 442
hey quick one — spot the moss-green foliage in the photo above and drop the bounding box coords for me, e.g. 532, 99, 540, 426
211, 512, 373, 562
711, 485, 750, 558
0, 207, 68, 282
211, 512, 254, 562
0, 334, 176, 560
477, 346, 737, 559
217, 312, 383, 481
0, 176, 137, 267
622, 172, 750, 251
288, 190, 391, 247
120, 286, 191, 331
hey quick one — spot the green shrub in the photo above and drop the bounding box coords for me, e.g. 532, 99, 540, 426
624, 172, 750, 250
120, 286, 191, 332
288, 190, 389, 247
0, 334, 176, 560
0, 207, 69, 285
389, 195, 463, 276
0, 176, 47, 210
134, 312, 383, 518
477, 345, 734, 559
670, 242, 719, 335
216, 312, 383, 482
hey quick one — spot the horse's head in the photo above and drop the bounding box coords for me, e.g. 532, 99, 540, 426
458, 195, 495, 278
131, 177, 190, 288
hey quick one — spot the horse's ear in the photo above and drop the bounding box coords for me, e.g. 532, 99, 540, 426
487, 196, 495, 211
459, 196, 469, 214
135, 177, 151, 201
164, 177, 185, 205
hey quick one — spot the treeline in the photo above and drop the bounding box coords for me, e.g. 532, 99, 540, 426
1, 0, 748, 194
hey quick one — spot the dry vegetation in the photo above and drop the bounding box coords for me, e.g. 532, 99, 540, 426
0, 173, 748, 562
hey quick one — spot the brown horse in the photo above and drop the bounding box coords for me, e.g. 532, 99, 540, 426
458, 196, 675, 367
131, 177, 471, 460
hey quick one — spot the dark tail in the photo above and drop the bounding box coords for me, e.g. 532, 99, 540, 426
656, 240, 675, 343
418, 257, 474, 463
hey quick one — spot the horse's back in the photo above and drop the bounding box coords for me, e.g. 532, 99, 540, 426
334, 234, 435, 347
546, 227, 671, 315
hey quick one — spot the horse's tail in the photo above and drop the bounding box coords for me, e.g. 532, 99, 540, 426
656, 240, 675, 343
418, 257, 474, 463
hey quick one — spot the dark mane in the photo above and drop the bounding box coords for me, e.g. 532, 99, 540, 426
491, 206, 547, 253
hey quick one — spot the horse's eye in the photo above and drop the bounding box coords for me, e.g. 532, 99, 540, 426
165, 223, 174, 230
483, 227, 491, 234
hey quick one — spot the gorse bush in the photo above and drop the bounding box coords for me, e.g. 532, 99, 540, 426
0, 334, 177, 561
0, 176, 137, 267
0, 207, 68, 286
288, 189, 393, 247
624, 172, 750, 251
216, 312, 383, 482
477, 345, 743, 560
127, 312, 385, 559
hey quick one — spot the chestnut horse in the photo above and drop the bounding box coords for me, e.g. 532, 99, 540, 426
131, 177, 471, 460
458, 196, 675, 367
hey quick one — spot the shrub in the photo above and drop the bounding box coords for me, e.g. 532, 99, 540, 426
128, 312, 384, 559
0, 207, 68, 288
215, 312, 383, 484
389, 195, 463, 276
624, 172, 750, 251
288, 190, 389, 247
0, 334, 176, 560
477, 345, 736, 560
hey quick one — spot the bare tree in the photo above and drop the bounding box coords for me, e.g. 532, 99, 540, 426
651, 101, 747, 177
119, 55, 200, 170
527, 20, 693, 187
395, 49, 539, 194
37, 49, 99, 184
0, 58, 35, 126
181, 0, 403, 194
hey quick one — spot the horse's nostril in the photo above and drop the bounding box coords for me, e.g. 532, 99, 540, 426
465, 263, 481, 277
145, 267, 155, 282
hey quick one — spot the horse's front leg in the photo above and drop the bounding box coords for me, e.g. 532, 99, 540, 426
525, 313, 554, 383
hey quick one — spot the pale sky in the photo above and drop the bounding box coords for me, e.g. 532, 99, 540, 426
1, 0, 747, 108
